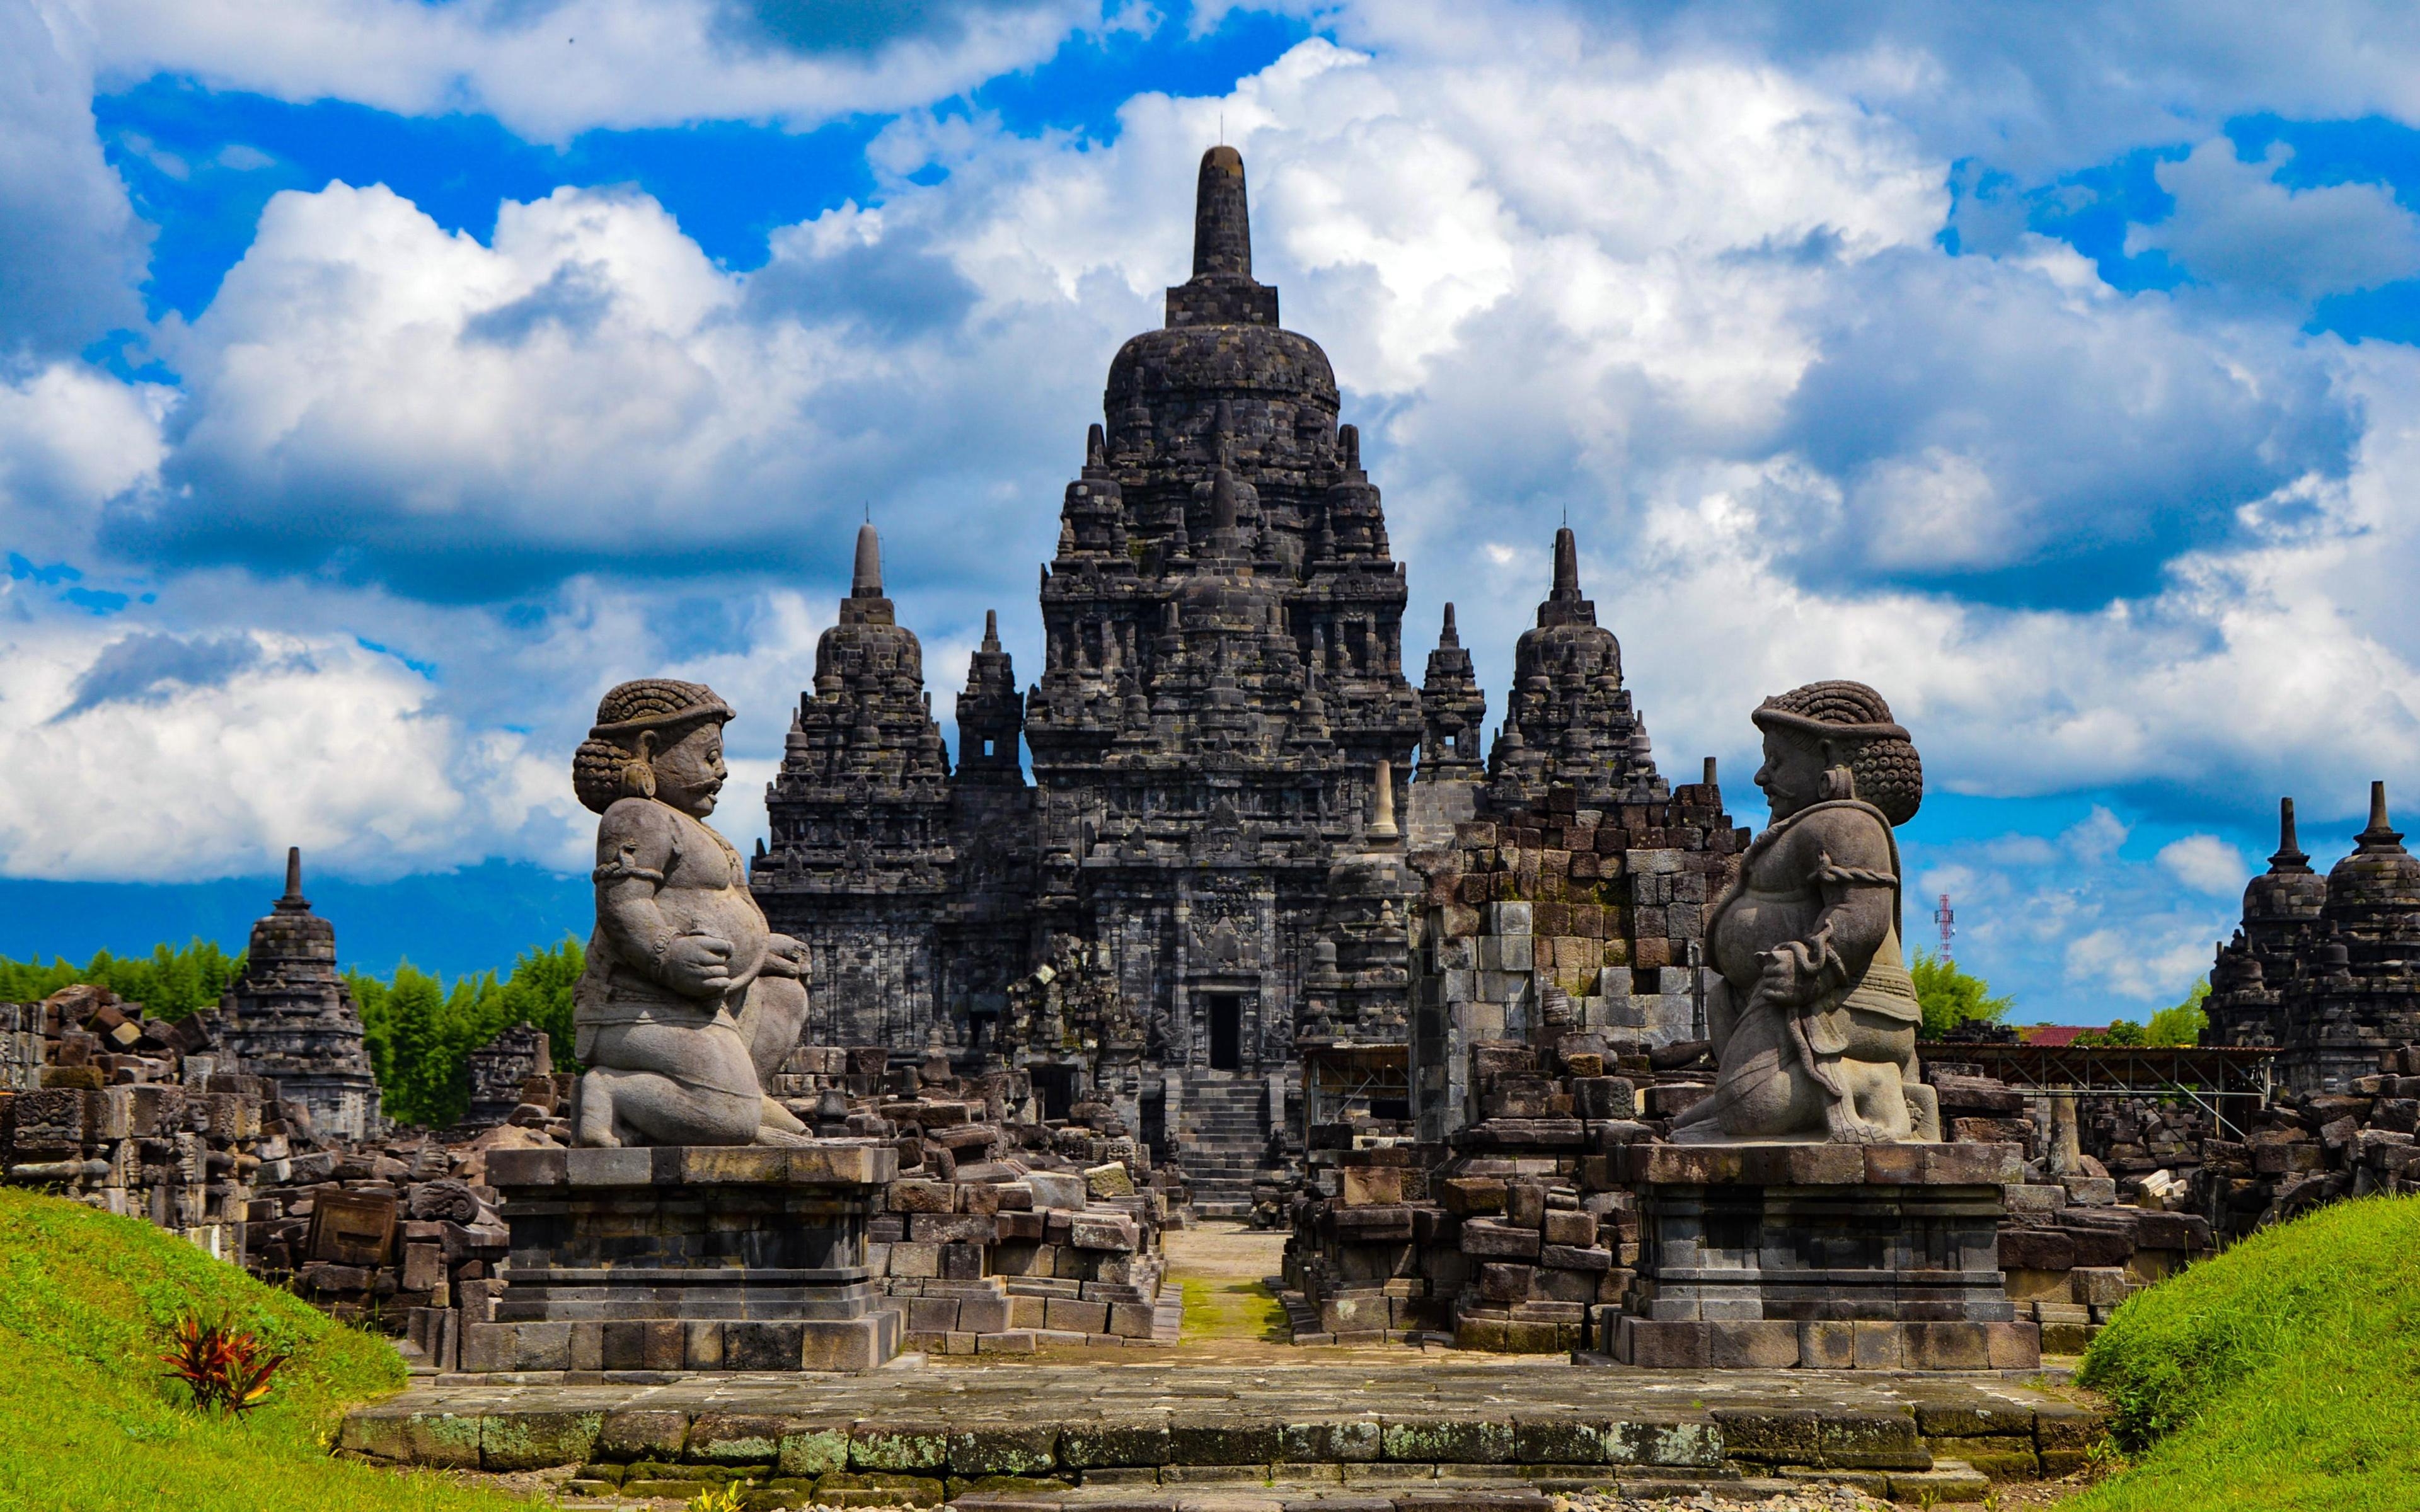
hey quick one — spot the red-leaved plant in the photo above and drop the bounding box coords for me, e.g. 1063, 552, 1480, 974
161, 1311, 289, 1414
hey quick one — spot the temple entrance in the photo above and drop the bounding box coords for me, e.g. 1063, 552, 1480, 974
1207, 996, 1243, 1072
1140, 1088, 1169, 1161
1029, 1063, 1076, 1121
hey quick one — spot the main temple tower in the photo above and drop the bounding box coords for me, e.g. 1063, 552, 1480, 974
1020, 147, 1420, 1203
756, 148, 1424, 1207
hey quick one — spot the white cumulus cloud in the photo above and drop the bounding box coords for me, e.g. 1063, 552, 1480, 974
2158, 833, 2250, 893
2131, 137, 2420, 302
0, 620, 575, 881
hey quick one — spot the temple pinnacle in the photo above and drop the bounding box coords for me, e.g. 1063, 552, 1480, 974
281, 845, 304, 904
982, 609, 1001, 653
1440, 602, 1460, 648
1192, 145, 1252, 279
2359, 779, 2402, 850
1552, 525, 1581, 596
2273, 796, 2308, 870
852, 522, 884, 599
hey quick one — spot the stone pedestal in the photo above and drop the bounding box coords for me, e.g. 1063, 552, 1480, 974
1609, 1142, 2040, 1371
468, 1143, 902, 1373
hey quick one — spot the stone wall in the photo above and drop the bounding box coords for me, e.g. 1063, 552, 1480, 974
1405, 780, 1741, 1144
1, 987, 267, 1263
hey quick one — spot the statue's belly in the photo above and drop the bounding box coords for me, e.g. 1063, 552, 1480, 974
657, 885, 772, 975
1712, 888, 1823, 986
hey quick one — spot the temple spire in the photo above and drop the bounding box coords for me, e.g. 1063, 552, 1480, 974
2358, 780, 2402, 852
1535, 524, 1599, 629
1192, 145, 1252, 278
1439, 602, 1460, 648
851, 522, 884, 598
1165, 146, 1277, 326
982, 609, 1001, 653
277, 845, 307, 911
2271, 796, 2310, 871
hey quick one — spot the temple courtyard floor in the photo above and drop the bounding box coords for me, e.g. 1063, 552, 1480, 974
344, 1225, 2107, 1510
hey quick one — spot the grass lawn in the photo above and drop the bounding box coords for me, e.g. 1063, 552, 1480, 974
2065, 1193, 2420, 1512
0, 1188, 539, 1512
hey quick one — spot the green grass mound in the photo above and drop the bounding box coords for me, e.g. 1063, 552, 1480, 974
0, 1188, 533, 1511
2068, 1192, 2420, 1512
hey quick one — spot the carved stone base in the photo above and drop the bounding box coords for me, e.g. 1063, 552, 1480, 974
466, 1142, 902, 1373
1606, 1142, 2041, 1372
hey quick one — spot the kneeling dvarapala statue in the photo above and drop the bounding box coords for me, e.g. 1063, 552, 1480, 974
568, 679, 811, 1147
1672, 680, 1940, 1145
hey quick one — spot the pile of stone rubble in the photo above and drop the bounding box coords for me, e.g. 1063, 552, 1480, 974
2189, 1042, 2420, 1239
2, 985, 287, 1264
1280, 1028, 2245, 1355
773, 1043, 1183, 1353
1282, 1033, 1691, 1351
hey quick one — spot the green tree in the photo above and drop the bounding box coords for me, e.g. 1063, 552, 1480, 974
0, 939, 246, 1018
345, 939, 583, 1128
379, 963, 449, 1126
1908, 949, 2015, 1040
492, 937, 584, 1070
2145, 978, 2211, 1047
347, 967, 395, 1092
2078, 1018, 2148, 1047
8, 931, 586, 1129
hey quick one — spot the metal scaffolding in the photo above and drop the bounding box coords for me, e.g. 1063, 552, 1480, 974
1921, 1042, 2276, 1140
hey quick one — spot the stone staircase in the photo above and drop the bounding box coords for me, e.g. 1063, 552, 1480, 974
1173, 1076, 1270, 1217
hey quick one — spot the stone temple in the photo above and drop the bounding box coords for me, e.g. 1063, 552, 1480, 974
753, 147, 1735, 1207
2206, 784, 2420, 1092
214, 847, 383, 1140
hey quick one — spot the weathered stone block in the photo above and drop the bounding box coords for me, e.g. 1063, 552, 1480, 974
1705, 1320, 1798, 1370
1459, 1220, 1540, 1259
1381, 1419, 1514, 1464
559, 1147, 650, 1186
890, 1179, 954, 1213
689, 1414, 802, 1465
725, 1322, 805, 1371
1044, 1298, 1110, 1334
1166, 1421, 1282, 1465
598, 1409, 693, 1462
947, 1425, 1059, 1475
852, 1424, 952, 1472
1059, 1421, 1172, 1468
483, 1411, 603, 1471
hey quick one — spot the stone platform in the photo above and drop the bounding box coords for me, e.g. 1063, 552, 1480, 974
339, 1356, 2101, 1504
464, 1143, 902, 1373
1611, 1143, 2038, 1372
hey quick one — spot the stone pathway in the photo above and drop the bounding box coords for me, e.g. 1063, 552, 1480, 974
1157, 1222, 1295, 1360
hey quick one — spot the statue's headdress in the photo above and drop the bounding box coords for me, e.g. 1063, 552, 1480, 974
1752, 679, 1922, 825
572, 679, 733, 815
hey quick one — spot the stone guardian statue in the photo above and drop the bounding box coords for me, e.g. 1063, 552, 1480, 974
1671, 680, 1940, 1145
568, 679, 812, 1147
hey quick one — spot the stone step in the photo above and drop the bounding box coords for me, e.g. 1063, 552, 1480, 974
347, 1364, 2075, 1504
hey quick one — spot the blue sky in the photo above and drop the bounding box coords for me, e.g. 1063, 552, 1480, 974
8, 0, 2420, 1018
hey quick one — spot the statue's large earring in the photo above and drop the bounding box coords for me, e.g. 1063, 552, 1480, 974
1819, 764, 1856, 803
621, 730, 659, 800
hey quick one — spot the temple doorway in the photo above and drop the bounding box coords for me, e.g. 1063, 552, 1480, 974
1207, 995, 1243, 1072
